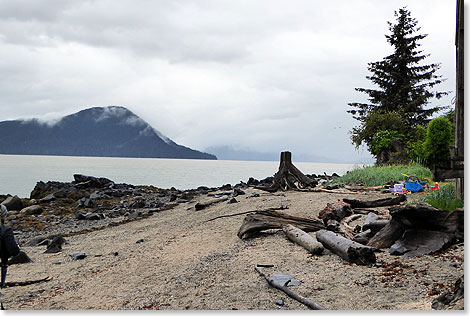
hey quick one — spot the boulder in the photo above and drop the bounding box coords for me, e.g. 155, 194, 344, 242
20, 205, 43, 216
75, 210, 87, 220
1, 195, 23, 211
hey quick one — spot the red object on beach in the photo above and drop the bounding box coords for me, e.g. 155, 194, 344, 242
430, 183, 439, 190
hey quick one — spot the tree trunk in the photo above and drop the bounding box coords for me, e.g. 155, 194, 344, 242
343, 195, 406, 208
282, 224, 324, 255
316, 229, 376, 265
255, 152, 316, 192
237, 210, 324, 239
318, 201, 352, 225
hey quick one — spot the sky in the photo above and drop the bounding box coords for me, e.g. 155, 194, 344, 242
0, 0, 458, 163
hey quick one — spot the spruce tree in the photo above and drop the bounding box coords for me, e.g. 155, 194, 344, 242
348, 7, 448, 150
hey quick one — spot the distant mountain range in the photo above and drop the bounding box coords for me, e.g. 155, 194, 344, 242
0, 106, 216, 160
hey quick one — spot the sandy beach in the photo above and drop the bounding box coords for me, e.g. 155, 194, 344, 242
2, 187, 463, 310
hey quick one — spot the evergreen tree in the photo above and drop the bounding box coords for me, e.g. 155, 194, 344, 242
348, 7, 448, 150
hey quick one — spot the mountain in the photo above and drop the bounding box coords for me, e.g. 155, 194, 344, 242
205, 145, 344, 163
0, 106, 216, 160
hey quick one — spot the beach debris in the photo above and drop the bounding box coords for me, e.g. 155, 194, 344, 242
7, 251, 32, 265
343, 195, 406, 209
275, 299, 284, 306
228, 197, 238, 204
19, 205, 43, 216
44, 236, 66, 253
237, 210, 324, 240
254, 152, 318, 192
70, 253, 87, 260
136, 239, 144, 244
316, 229, 376, 265
368, 204, 464, 252
282, 224, 324, 255
390, 230, 454, 257
353, 229, 374, 245
254, 265, 325, 310
432, 276, 464, 310
318, 201, 352, 229
362, 213, 388, 233
194, 195, 229, 211
233, 188, 245, 196
205, 206, 288, 223
267, 273, 301, 288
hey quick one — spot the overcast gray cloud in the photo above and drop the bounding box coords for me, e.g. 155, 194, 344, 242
0, 0, 457, 162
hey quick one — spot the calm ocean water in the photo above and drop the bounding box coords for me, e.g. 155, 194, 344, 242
0, 154, 364, 198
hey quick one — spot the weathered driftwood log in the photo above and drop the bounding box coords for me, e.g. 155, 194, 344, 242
352, 208, 378, 215
343, 195, 406, 208
282, 224, 324, 255
390, 229, 455, 257
194, 195, 229, 211
318, 201, 352, 225
316, 229, 376, 265
389, 203, 464, 238
254, 265, 326, 310
367, 219, 406, 249
353, 229, 374, 245
255, 152, 316, 192
237, 210, 324, 239
362, 212, 389, 232
367, 203, 464, 249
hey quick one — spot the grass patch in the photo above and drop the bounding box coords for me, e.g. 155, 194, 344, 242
332, 163, 433, 187
420, 183, 464, 211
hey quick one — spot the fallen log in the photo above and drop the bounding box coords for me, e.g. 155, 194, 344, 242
254, 152, 317, 192
343, 195, 406, 208
353, 229, 374, 245
282, 224, 324, 255
367, 219, 406, 249
254, 265, 326, 310
237, 210, 324, 239
318, 201, 352, 225
195, 195, 229, 211
205, 206, 288, 222
362, 213, 388, 232
316, 229, 376, 265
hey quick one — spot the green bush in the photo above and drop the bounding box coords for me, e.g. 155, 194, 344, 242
424, 116, 454, 166
332, 163, 432, 187
420, 183, 464, 211
370, 130, 404, 157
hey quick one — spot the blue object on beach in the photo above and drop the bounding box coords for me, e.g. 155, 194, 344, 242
404, 175, 424, 192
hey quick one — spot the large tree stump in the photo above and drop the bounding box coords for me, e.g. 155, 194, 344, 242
316, 229, 376, 265
237, 210, 324, 239
255, 152, 316, 192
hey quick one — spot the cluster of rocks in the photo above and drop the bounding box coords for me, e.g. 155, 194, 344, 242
1, 172, 341, 245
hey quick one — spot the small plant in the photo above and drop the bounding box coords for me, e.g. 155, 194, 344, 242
420, 183, 464, 211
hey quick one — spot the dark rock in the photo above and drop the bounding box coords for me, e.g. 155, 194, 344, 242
220, 184, 232, 190
20, 205, 43, 216
228, 197, 238, 204
75, 210, 87, 220
39, 193, 55, 203
129, 199, 146, 208
233, 188, 246, 196
44, 236, 66, 254
86, 213, 102, 221
251, 192, 260, 198
136, 239, 144, 244
247, 177, 259, 186
8, 251, 32, 264
268, 273, 301, 288
169, 194, 177, 202
275, 299, 285, 306
70, 253, 87, 260
1, 195, 23, 211
53, 190, 67, 198
52, 261, 62, 265
112, 252, 119, 256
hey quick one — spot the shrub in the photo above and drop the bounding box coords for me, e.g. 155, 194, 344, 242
332, 163, 432, 187
420, 183, 464, 211
424, 116, 454, 167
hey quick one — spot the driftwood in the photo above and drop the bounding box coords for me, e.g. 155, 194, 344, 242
367, 204, 464, 251
352, 208, 378, 215
254, 265, 326, 310
362, 213, 388, 233
195, 195, 228, 211
318, 201, 352, 225
237, 210, 324, 239
282, 224, 324, 255
255, 152, 316, 192
343, 195, 406, 208
367, 219, 406, 249
205, 206, 287, 222
353, 229, 374, 245
316, 229, 376, 265
311, 188, 365, 195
